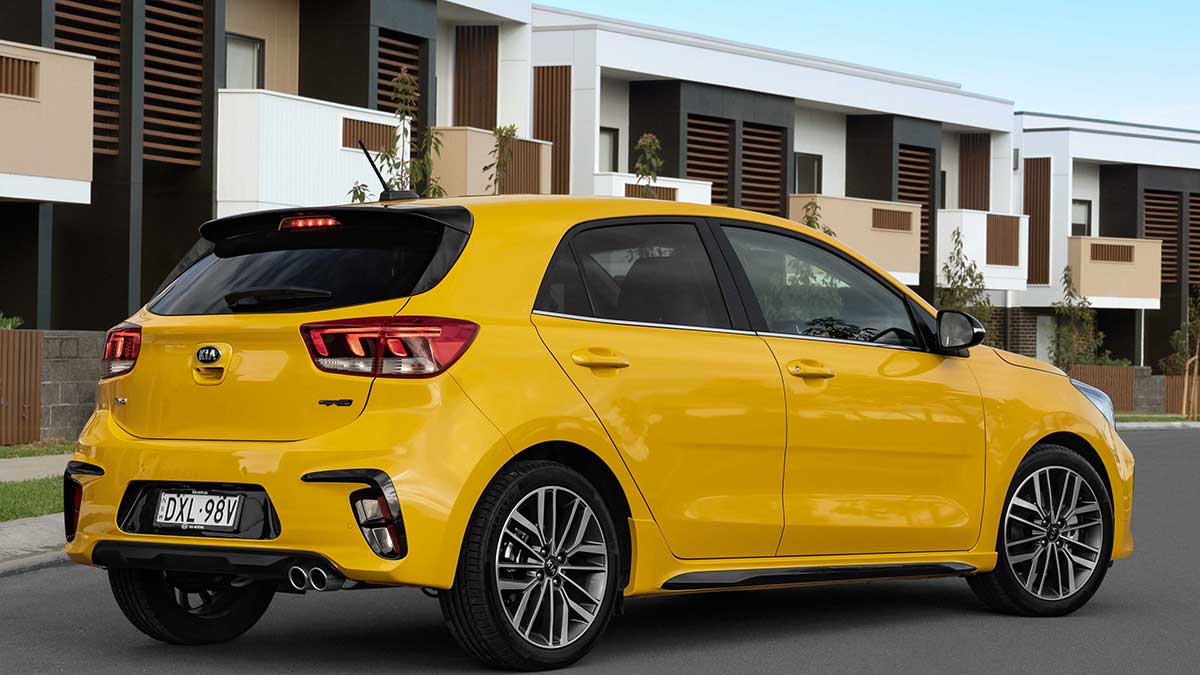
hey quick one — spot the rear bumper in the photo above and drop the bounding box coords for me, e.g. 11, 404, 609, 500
66, 374, 513, 588
91, 541, 335, 580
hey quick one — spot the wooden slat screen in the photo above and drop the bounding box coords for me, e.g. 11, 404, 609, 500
897, 145, 934, 256
533, 66, 570, 195
55, 0, 121, 156
342, 118, 395, 153
1090, 243, 1135, 263
453, 25, 498, 130
1143, 189, 1180, 284
377, 28, 422, 115
624, 183, 677, 201
686, 115, 733, 206
498, 137, 541, 195
872, 208, 912, 231
0, 330, 41, 446
740, 123, 785, 216
1070, 365, 1136, 413
0, 55, 38, 98
1165, 375, 1200, 416
1024, 157, 1051, 284
986, 214, 1020, 266
959, 133, 991, 211
1189, 194, 1200, 284
143, 0, 205, 166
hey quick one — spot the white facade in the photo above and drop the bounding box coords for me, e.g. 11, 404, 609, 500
793, 108, 847, 197
435, 1, 534, 134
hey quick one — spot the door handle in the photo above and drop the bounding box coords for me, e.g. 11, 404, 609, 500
786, 359, 835, 379
570, 348, 630, 369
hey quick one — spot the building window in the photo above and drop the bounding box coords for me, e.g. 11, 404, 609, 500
226, 34, 265, 89
794, 153, 822, 194
939, 170, 947, 209
599, 127, 619, 173
1072, 199, 1092, 237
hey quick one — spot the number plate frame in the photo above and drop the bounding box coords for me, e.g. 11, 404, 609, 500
153, 490, 245, 532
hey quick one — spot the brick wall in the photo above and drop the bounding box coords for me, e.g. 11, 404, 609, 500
40, 331, 104, 441
992, 307, 1041, 357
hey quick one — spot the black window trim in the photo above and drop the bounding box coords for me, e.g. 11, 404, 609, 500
705, 217, 936, 354
530, 215, 753, 334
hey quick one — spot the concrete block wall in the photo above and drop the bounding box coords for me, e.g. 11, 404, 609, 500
40, 330, 104, 441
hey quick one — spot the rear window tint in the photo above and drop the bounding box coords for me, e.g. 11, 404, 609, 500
150, 225, 463, 315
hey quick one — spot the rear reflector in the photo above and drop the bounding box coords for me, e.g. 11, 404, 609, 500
280, 216, 341, 230
300, 316, 478, 378
102, 323, 141, 378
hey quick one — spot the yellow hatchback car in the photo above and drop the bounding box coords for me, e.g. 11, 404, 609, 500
66, 196, 1134, 670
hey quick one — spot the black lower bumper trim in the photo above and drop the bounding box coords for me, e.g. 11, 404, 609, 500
91, 541, 337, 580
661, 562, 977, 591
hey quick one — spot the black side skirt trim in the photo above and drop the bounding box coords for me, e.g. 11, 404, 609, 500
661, 562, 977, 591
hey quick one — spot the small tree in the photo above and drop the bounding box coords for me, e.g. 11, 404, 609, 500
797, 199, 836, 237
935, 228, 992, 339
633, 133, 663, 199
0, 313, 23, 330
1051, 266, 1128, 370
1160, 285, 1200, 375
348, 70, 444, 202
484, 124, 518, 195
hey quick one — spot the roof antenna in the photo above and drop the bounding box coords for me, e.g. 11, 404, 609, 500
357, 140, 418, 201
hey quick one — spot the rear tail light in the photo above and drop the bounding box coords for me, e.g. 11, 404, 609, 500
63, 474, 82, 541
102, 323, 141, 377
300, 316, 478, 378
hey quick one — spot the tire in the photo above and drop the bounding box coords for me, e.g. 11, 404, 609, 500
440, 460, 622, 670
967, 443, 1114, 616
108, 568, 276, 645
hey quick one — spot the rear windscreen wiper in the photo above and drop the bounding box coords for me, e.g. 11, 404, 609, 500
223, 286, 333, 310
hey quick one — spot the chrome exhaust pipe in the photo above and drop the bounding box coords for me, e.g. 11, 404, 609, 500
307, 567, 342, 592
287, 565, 309, 591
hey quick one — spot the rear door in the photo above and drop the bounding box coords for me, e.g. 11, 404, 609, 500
532, 218, 786, 559
108, 207, 468, 441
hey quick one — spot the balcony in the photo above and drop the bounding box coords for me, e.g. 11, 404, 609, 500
430, 127, 551, 197
936, 210, 1029, 291
0, 41, 93, 204
1068, 236, 1162, 309
216, 89, 404, 217
592, 172, 712, 204
789, 195, 921, 285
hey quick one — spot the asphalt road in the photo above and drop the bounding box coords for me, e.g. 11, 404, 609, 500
2, 430, 1197, 673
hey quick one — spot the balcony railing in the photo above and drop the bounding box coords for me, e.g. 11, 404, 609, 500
430, 127, 551, 197
789, 194, 921, 285
0, 40, 92, 204
1068, 236, 1162, 309
936, 210, 1029, 291
216, 89, 404, 217
592, 172, 712, 204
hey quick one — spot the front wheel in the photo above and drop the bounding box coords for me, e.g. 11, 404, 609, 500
108, 568, 275, 644
440, 460, 622, 670
967, 444, 1113, 616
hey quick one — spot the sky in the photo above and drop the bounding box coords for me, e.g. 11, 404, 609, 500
545, 0, 1200, 129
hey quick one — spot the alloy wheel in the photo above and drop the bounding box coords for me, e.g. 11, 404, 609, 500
1004, 465, 1105, 600
494, 485, 608, 649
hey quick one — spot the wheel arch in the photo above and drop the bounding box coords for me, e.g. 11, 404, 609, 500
1034, 431, 1114, 501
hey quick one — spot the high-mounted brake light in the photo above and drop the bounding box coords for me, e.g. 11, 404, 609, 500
280, 216, 341, 230
300, 316, 478, 378
101, 323, 141, 377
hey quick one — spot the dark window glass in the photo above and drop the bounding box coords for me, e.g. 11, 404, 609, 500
939, 170, 947, 209
794, 153, 822, 193
723, 226, 918, 347
534, 246, 592, 316
569, 223, 730, 329
150, 226, 451, 315
599, 127, 620, 173
1072, 199, 1092, 237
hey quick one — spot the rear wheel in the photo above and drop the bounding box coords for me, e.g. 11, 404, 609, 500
968, 444, 1113, 616
108, 568, 275, 644
440, 460, 621, 670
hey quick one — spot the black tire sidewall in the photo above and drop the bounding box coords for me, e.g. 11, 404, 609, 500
110, 568, 275, 644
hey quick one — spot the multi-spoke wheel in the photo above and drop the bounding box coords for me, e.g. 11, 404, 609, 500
108, 568, 275, 644
441, 461, 621, 670
968, 444, 1114, 616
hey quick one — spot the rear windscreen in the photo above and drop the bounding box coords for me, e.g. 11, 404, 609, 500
150, 224, 464, 315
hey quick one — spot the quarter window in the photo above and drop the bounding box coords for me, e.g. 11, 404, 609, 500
722, 226, 918, 347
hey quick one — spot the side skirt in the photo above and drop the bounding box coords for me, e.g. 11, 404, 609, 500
661, 562, 977, 591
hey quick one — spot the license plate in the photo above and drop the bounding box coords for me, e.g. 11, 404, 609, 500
154, 491, 243, 532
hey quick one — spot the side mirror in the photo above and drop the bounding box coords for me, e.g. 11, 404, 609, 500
937, 310, 986, 351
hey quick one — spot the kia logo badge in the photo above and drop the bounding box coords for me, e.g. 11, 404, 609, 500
196, 345, 222, 364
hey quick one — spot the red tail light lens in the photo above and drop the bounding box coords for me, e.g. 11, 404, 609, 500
102, 323, 141, 377
280, 216, 341, 230
300, 316, 478, 378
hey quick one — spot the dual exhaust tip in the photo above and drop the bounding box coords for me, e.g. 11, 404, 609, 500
287, 565, 341, 592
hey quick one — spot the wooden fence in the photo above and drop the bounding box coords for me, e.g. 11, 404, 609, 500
1165, 375, 1200, 416
499, 138, 543, 195
0, 329, 41, 445
624, 183, 678, 201
1069, 365, 1136, 412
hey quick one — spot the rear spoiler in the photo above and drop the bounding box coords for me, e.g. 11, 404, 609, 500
198, 205, 473, 243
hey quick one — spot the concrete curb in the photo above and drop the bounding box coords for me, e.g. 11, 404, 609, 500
0, 549, 69, 578
1117, 422, 1200, 430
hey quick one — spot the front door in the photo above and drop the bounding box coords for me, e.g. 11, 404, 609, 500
532, 219, 786, 559
716, 222, 986, 556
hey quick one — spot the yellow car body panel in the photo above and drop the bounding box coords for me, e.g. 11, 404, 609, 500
67, 196, 1133, 599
